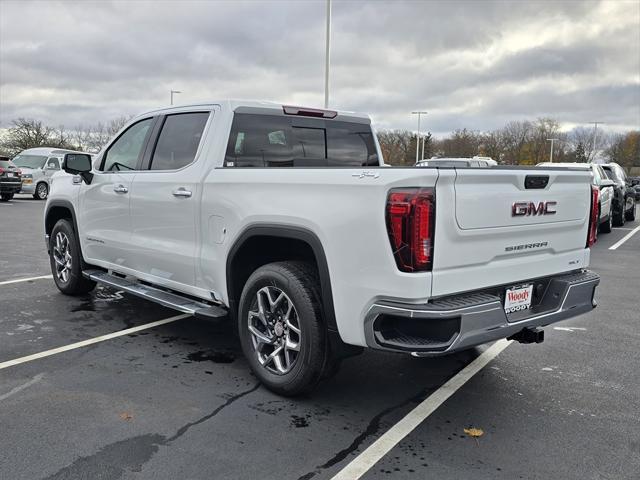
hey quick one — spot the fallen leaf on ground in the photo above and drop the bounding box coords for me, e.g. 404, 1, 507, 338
463, 427, 484, 438
119, 412, 133, 421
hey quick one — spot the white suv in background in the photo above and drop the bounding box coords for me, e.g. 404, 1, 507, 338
12, 147, 85, 200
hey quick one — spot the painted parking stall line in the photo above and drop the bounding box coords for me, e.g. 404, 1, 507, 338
0, 313, 190, 371
609, 225, 640, 251
331, 339, 512, 480
0, 275, 52, 286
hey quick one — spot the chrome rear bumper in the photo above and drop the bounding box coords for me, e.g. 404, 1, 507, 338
364, 270, 600, 356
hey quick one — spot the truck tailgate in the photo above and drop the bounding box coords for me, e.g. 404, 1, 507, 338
432, 168, 592, 297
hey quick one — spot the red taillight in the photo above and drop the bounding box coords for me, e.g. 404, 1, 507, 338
283, 105, 338, 119
386, 188, 435, 272
587, 185, 599, 248
0, 167, 4, 174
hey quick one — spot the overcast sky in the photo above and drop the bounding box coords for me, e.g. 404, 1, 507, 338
1, 0, 639, 136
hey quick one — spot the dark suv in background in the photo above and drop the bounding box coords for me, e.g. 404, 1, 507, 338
0, 156, 22, 202
602, 163, 636, 225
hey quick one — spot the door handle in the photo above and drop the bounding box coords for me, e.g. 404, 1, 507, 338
172, 187, 192, 198
113, 184, 128, 194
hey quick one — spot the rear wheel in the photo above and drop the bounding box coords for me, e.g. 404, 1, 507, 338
49, 219, 96, 295
613, 202, 626, 227
34, 182, 48, 200
600, 205, 613, 233
626, 200, 636, 221
238, 261, 327, 396
0, 193, 13, 202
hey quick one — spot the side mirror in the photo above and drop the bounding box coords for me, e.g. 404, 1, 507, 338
63, 153, 93, 184
599, 179, 615, 189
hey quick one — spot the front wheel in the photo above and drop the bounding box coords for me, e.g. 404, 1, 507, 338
34, 182, 48, 200
0, 193, 13, 202
49, 219, 96, 295
238, 261, 327, 396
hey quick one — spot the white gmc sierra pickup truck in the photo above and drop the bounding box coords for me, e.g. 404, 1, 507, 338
45, 100, 600, 395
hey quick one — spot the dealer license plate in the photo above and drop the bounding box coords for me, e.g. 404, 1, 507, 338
504, 284, 533, 314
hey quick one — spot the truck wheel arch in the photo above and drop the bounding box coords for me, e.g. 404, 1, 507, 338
45, 201, 80, 254
226, 225, 338, 333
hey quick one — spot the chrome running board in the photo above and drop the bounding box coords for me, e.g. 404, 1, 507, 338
83, 269, 227, 320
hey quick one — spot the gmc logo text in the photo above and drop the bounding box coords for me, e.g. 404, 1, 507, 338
512, 201, 557, 217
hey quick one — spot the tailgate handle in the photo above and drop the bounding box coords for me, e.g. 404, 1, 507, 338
525, 175, 549, 189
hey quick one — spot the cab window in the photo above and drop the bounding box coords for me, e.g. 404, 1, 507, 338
149, 112, 210, 170
46, 158, 60, 169
101, 118, 154, 172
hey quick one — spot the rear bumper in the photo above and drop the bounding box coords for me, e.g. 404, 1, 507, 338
364, 270, 599, 356
0, 181, 22, 193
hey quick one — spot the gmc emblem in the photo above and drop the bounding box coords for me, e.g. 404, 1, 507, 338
512, 201, 557, 217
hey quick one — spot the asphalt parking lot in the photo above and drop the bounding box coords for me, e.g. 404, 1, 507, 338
1, 194, 639, 480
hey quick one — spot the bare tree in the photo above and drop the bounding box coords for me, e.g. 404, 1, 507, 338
0, 118, 74, 156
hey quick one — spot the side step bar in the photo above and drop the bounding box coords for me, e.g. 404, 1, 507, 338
83, 269, 227, 320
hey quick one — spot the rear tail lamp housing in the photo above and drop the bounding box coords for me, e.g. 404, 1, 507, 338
586, 185, 599, 248
386, 188, 435, 272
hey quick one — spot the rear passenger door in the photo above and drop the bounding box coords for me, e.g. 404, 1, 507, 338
128, 110, 212, 291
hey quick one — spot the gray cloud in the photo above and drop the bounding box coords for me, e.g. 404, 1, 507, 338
1, 0, 638, 135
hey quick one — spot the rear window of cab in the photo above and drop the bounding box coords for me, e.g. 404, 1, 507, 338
224, 113, 379, 167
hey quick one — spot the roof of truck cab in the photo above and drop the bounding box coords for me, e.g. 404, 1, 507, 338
143, 100, 371, 120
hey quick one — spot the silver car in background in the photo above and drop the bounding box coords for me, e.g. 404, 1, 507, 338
11, 147, 87, 200
537, 162, 615, 233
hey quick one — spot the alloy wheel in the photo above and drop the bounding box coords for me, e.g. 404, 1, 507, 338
52, 232, 72, 283
247, 286, 301, 375
37, 183, 48, 199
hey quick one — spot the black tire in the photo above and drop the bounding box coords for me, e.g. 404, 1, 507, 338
626, 201, 636, 221
0, 193, 13, 202
34, 182, 48, 200
238, 261, 327, 396
613, 202, 625, 227
49, 219, 96, 295
600, 208, 613, 233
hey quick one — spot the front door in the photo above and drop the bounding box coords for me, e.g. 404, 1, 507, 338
79, 117, 155, 268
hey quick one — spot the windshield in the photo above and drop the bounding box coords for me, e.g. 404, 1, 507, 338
12, 154, 48, 169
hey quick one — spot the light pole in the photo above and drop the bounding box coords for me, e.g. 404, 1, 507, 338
411, 111, 428, 163
547, 138, 558, 163
324, 0, 331, 108
587, 121, 604, 163
170, 90, 182, 106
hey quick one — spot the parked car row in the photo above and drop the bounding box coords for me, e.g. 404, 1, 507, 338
0, 147, 93, 201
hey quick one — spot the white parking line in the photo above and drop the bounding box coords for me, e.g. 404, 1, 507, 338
0, 313, 190, 371
0, 275, 52, 286
609, 225, 640, 250
331, 339, 512, 480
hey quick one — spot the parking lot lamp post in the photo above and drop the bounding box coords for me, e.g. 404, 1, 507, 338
547, 138, 558, 163
412, 111, 428, 163
170, 90, 182, 106
587, 121, 604, 163
324, 0, 331, 108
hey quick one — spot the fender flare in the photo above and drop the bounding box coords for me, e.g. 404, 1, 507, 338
44, 200, 85, 262
226, 224, 338, 332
